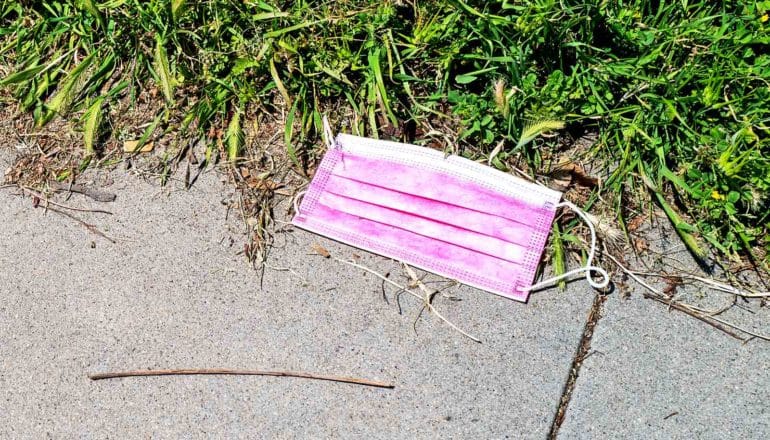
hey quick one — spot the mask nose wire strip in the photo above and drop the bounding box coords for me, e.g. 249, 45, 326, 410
519, 201, 610, 292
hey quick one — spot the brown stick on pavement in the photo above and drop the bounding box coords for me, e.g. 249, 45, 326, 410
88, 368, 395, 389
48, 180, 117, 202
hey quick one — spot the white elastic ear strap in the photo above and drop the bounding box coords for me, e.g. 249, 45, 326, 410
521, 201, 610, 292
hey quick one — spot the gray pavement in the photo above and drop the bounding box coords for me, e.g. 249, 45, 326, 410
0, 149, 594, 438
1, 147, 768, 439
559, 236, 770, 439
559, 287, 770, 439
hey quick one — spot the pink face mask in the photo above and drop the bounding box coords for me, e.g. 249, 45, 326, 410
293, 119, 609, 302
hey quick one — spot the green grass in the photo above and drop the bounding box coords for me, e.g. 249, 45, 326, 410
1, 0, 769, 269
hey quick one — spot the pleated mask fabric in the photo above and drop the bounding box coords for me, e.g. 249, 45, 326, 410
292, 131, 569, 302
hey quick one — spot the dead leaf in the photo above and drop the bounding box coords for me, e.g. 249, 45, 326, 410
662, 276, 683, 297
627, 215, 646, 232
123, 140, 154, 153
311, 243, 331, 258
550, 157, 599, 189
549, 169, 573, 192
246, 177, 283, 191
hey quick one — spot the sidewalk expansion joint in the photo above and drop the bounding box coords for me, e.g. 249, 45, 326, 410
547, 292, 606, 439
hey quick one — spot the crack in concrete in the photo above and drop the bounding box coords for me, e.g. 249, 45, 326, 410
548, 293, 606, 439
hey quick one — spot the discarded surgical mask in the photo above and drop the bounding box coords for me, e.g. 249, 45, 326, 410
292, 119, 609, 302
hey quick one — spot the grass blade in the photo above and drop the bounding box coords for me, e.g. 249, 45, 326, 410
653, 190, 707, 263
40, 52, 96, 126
171, 0, 186, 21
264, 21, 321, 39
133, 110, 165, 154
368, 48, 397, 126
81, 0, 106, 29
284, 99, 300, 168
252, 12, 290, 21
269, 57, 291, 107
154, 36, 175, 104
0, 63, 45, 86
551, 222, 566, 291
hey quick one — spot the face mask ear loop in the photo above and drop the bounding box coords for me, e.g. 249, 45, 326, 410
322, 115, 336, 150
519, 201, 610, 292
293, 190, 307, 215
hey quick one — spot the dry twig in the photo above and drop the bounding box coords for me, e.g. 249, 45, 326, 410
48, 180, 117, 202
88, 368, 394, 389
605, 253, 770, 342
333, 257, 481, 343
46, 207, 117, 243
21, 186, 113, 215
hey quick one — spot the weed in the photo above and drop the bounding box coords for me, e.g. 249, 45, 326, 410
1, 1, 768, 269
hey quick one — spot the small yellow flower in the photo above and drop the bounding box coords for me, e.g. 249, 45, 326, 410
761, 13, 769, 23
711, 190, 726, 201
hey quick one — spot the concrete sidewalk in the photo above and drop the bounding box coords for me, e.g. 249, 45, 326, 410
559, 232, 770, 439
560, 287, 770, 439
0, 150, 593, 438
1, 148, 767, 438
